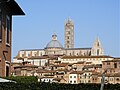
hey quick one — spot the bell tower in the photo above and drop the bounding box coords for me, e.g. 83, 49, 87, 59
64, 17, 74, 48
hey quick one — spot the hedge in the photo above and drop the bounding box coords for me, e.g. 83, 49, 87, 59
5, 76, 38, 83
0, 76, 120, 90
0, 82, 120, 90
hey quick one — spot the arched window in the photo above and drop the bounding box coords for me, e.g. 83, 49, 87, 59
97, 49, 99, 55
67, 45, 69, 48
89, 51, 91, 56
97, 42, 99, 46
84, 74, 87, 79
41, 52, 42, 56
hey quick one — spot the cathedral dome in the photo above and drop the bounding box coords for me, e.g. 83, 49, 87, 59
46, 34, 63, 48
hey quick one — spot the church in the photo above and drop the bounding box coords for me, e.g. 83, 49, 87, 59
12, 18, 120, 84
13, 17, 104, 66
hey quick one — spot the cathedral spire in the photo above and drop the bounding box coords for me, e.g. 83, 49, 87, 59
68, 16, 71, 22
91, 37, 103, 56
95, 36, 101, 47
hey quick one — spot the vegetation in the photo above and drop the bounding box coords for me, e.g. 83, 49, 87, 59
0, 82, 120, 90
0, 76, 120, 90
5, 76, 38, 83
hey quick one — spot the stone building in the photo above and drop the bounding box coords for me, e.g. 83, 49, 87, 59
0, 0, 24, 77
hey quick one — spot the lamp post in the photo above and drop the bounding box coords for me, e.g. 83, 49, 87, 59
100, 70, 107, 90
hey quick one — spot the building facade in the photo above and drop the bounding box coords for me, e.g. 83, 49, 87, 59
0, 0, 24, 77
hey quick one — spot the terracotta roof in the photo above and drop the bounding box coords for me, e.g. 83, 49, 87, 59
74, 61, 85, 64
86, 62, 92, 64
36, 69, 46, 73
20, 49, 44, 51
40, 76, 54, 79
16, 57, 24, 60
61, 55, 113, 59
53, 78, 61, 81
11, 62, 22, 65
114, 58, 120, 60
65, 48, 91, 50
83, 64, 102, 69
70, 71, 84, 74
102, 59, 120, 62
37, 69, 56, 73
114, 73, 120, 77
92, 72, 100, 75
83, 70, 93, 72
14, 64, 38, 68
54, 63, 69, 67
98, 73, 120, 77
28, 56, 47, 59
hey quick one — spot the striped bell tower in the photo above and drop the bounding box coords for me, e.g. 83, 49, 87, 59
64, 17, 74, 49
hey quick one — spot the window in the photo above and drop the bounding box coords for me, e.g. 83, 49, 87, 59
28, 53, 31, 57
6, 15, 10, 44
80, 76, 82, 79
34, 52, 37, 56
0, 12, 2, 41
67, 31, 70, 34
97, 49, 99, 55
74, 76, 76, 78
88, 76, 90, 79
67, 41, 69, 43
67, 45, 69, 48
107, 62, 110, 65
97, 42, 99, 46
110, 78, 113, 81
41, 52, 42, 56
70, 76, 72, 78
84, 74, 87, 79
114, 63, 117, 68
74, 80, 76, 83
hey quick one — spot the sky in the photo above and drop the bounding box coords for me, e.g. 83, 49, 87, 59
12, 0, 120, 59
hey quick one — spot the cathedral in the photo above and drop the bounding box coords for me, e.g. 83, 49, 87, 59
13, 17, 103, 64
12, 18, 120, 84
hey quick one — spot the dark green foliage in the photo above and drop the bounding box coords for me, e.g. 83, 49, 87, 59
0, 82, 120, 90
5, 76, 38, 83
0, 77, 120, 90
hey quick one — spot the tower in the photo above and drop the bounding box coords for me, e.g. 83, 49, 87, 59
64, 17, 74, 48
91, 37, 103, 56
0, 0, 25, 77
